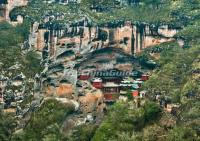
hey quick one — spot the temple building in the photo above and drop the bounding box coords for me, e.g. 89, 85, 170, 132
102, 82, 120, 102
92, 78, 103, 89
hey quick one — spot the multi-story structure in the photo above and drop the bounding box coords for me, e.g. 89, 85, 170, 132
102, 82, 120, 102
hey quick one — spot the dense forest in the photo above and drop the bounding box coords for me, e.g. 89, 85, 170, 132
0, 0, 200, 141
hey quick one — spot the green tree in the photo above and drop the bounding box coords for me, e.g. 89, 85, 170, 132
0, 111, 17, 141
144, 101, 161, 122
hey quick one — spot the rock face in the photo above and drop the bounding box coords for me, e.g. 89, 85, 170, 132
45, 83, 74, 98
36, 29, 46, 51
0, 0, 28, 21
115, 63, 133, 71
158, 25, 178, 38
77, 47, 135, 73
56, 83, 74, 98
33, 22, 177, 58
79, 92, 104, 114
34, 19, 178, 130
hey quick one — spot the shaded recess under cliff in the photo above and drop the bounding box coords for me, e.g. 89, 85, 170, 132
75, 47, 137, 71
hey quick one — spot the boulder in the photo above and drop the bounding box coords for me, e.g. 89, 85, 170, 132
56, 83, 74, 98
45, 86, 55, 96
79, 92, 104, 114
